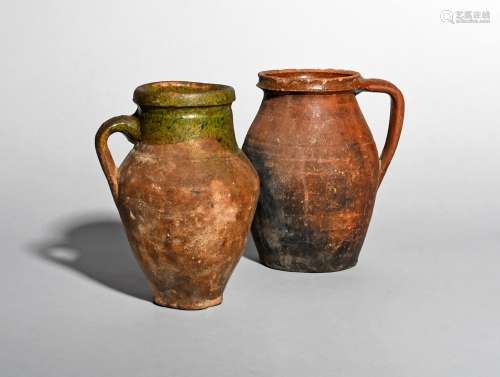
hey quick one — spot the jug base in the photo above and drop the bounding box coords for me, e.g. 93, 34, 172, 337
260, 260, 358, 273
153, 295, 222, 310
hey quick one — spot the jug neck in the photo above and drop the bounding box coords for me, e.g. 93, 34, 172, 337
136, 105, 238, 150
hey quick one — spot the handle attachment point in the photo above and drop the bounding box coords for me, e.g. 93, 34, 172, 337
354, 78, 405, 187
95, 115, 141, 202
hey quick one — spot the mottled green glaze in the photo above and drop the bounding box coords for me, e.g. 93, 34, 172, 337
132, 81, 238, 151
137, 105, 237, 150
134, 81, 235, 107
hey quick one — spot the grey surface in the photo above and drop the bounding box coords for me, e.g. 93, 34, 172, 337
1, 1, 499, 376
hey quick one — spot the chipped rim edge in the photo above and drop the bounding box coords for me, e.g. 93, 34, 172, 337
257, 69, 362, 93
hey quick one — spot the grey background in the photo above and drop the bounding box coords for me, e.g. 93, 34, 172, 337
1, 1, 499, 376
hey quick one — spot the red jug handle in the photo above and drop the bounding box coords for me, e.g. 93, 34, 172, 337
95, 115, 141, 202
355, 78, 405, 187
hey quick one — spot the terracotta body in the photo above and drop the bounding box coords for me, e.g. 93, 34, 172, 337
96, 82, 259, 309
243, 69, 404, 272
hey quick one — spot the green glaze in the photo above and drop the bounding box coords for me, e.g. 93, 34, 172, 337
105, 115, 141, 143
132, 81, 238, 151
134, 81, 235, 107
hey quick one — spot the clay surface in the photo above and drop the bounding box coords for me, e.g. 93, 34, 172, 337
119, 139, 258, 309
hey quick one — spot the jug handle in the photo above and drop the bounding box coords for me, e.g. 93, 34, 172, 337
95, 115, 141, 202
354, 78, 405, 187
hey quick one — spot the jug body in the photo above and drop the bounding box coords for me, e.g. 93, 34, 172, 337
96, 82, 259, 309
243, 69, 404, 272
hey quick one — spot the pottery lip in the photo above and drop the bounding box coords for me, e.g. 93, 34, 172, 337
133, 81, 236, 107
257, 69, 361, 93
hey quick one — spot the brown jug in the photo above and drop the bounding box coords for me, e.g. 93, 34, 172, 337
96, 81, 259, 309
243, 69, 404, 272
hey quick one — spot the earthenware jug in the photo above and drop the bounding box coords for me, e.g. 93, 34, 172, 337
243, 69, 404, 272
96, 81, 259, 309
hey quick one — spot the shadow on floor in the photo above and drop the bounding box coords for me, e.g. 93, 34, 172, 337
32, 215, 262, 301
33, 217, 152, 301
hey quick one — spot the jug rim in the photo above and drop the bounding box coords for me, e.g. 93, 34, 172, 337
133, 81, 235, 107
257, 69, 361, 93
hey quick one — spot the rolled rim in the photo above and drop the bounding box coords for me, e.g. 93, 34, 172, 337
133, 81, 235, 107
257, 69, 361, 92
